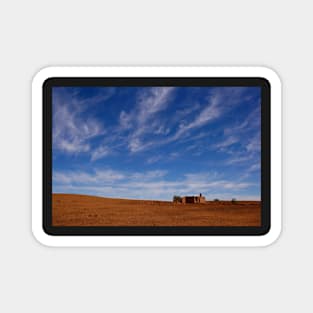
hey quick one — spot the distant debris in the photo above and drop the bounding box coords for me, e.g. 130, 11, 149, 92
173, 195, 182, 203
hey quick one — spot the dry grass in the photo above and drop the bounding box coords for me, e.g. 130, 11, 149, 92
52, 193, 261, 227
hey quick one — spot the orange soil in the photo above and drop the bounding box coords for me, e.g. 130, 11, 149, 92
52, 193, 261, 227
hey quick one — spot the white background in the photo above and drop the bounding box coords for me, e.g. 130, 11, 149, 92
0, 0, 311, 312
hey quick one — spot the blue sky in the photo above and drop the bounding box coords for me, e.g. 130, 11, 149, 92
52, 86, 261, 200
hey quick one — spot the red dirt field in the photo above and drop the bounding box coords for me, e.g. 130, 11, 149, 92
52, 193, 261, 226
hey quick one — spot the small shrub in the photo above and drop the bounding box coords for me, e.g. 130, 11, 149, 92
213, 198, 220, 202
173, 195, 182, 203
231, 198, 237, 204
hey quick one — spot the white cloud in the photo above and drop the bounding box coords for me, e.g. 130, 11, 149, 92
90, 145, 111, 161
137, 87, 175, 121
53, 168, 255, 200
52, 87, 260, 201
145, 152, 178, 164
214, 136, 238, 150
170, 95, 220, 141
146, 155, 162, 164
175, 87, 249, 138
211, 102, 261, 165
119, 110, 132, 130
130, 170, 168, 180
154, 125, 170, 135
53, 169, 125, 185
95, 169, 126, 181
57, 139, 90, 153
53, 95, 105, 154
175, 103, 201, 119
227, 105, 260, 134
248, 163, 260, 172
124, 87, 176, 153
183, 96, 220, 130
246, 132, 261, 152
226, 155, 253, 165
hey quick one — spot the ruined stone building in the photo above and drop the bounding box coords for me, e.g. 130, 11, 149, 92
181, 193, 206, 204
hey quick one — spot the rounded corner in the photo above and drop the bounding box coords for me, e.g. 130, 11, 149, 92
32, 66, 58, 89
42, 77, 56, 90
255, 66, 282, 89
259, 224, 282, 247
31, 226, 54, 247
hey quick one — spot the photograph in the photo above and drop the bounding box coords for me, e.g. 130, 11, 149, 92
52, 85, 261, 227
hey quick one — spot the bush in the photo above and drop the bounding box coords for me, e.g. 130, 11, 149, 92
213, 198, 220, 202
231, 198, 237, 204
173, 195, 182, 203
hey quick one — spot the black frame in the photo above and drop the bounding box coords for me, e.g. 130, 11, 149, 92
43, 77, 270, 236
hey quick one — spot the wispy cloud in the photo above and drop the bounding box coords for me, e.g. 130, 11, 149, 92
170, 94, 221, 142
53, 169, 126, 185
214, 136, 238, 151
90, 144, 111, 161
53, 169, 167, 185
167, 87, 250, 144
181, 95, 220, 130
226, 155, 254, 165
126, 87, 175, 152
52, 88, 117, 155
53, 168, 255, 200
146, 152, 180, 164
246, 132, 261, 152
137, 87, 175, 122
53, 103, 104, 154
130, 170, 168, 180
53, 86, 257, 158
119, 110, 132, 130
248, 163, 261, 172
211, 101, 261, 166
92, 86, 176, 158
146, 155, 162, 164
224, 105, 261, 136
53, 86, 261, 200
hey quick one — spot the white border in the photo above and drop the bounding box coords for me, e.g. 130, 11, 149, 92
32, 66, 282, 247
